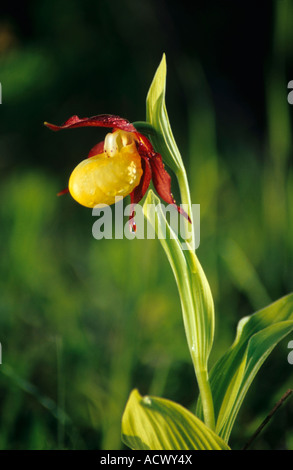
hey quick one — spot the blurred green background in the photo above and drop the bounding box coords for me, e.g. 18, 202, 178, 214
0, 0, 292, 450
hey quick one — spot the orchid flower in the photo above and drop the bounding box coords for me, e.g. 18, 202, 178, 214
44, 114, 190, 230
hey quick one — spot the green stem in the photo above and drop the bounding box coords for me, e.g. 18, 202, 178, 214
176, 167, 215, 430
180, 291, 215, 430
139, 114, 216, 428
194, 366, 215, 430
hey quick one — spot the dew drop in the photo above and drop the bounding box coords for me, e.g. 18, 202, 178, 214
143, 396, 152, 406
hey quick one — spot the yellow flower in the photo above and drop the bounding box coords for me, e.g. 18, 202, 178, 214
45, 114, 190, 230
68, 130, 143, 208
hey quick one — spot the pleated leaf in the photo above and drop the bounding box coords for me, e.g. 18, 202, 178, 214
197, 293, 293, 442
122, 389, 230, 450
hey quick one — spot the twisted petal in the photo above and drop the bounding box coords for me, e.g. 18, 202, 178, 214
130, 156, 152, 205
149, 153, 191, 223
129, 156, 152, 231
44, 114, 136, 133
57, 187, 69, 196
149, 153, 174, 205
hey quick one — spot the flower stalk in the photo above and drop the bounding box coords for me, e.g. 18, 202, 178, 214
170, 159, 216, 430
144, 54, 216, 430
178, 172, 215, 431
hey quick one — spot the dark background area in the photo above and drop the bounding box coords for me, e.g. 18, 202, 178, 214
0, 0, 292, 450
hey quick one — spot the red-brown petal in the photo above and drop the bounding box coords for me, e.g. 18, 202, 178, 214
57, 187, 69, 196
134, 132, 155, 154
149, 153, 175, 205
134, 134, 191, 223
150, 153, 191, 223
130, 156, 152, 205
44, 114, 136, 132
128, 156, 152, 231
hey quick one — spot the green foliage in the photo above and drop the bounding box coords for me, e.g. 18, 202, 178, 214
145, 53, 183, 175
121, 54, 293, 451
122, 389, 230, 450
142, 189, 215, 430
197, 294, 293, 442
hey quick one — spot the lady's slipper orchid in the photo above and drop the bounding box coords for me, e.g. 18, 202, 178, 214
44, 114, 190, 230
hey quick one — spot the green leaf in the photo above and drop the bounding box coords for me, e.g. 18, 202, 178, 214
143, 190, 214, 372
146, 53, 184, 175
122, 389, 230, 450
145, 54, 194, 231
197, 293, 293, 442
143, 190, 215, 429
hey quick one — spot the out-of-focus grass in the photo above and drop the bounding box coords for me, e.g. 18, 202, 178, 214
0, 171, 193, 449
0, 0, 292, 451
